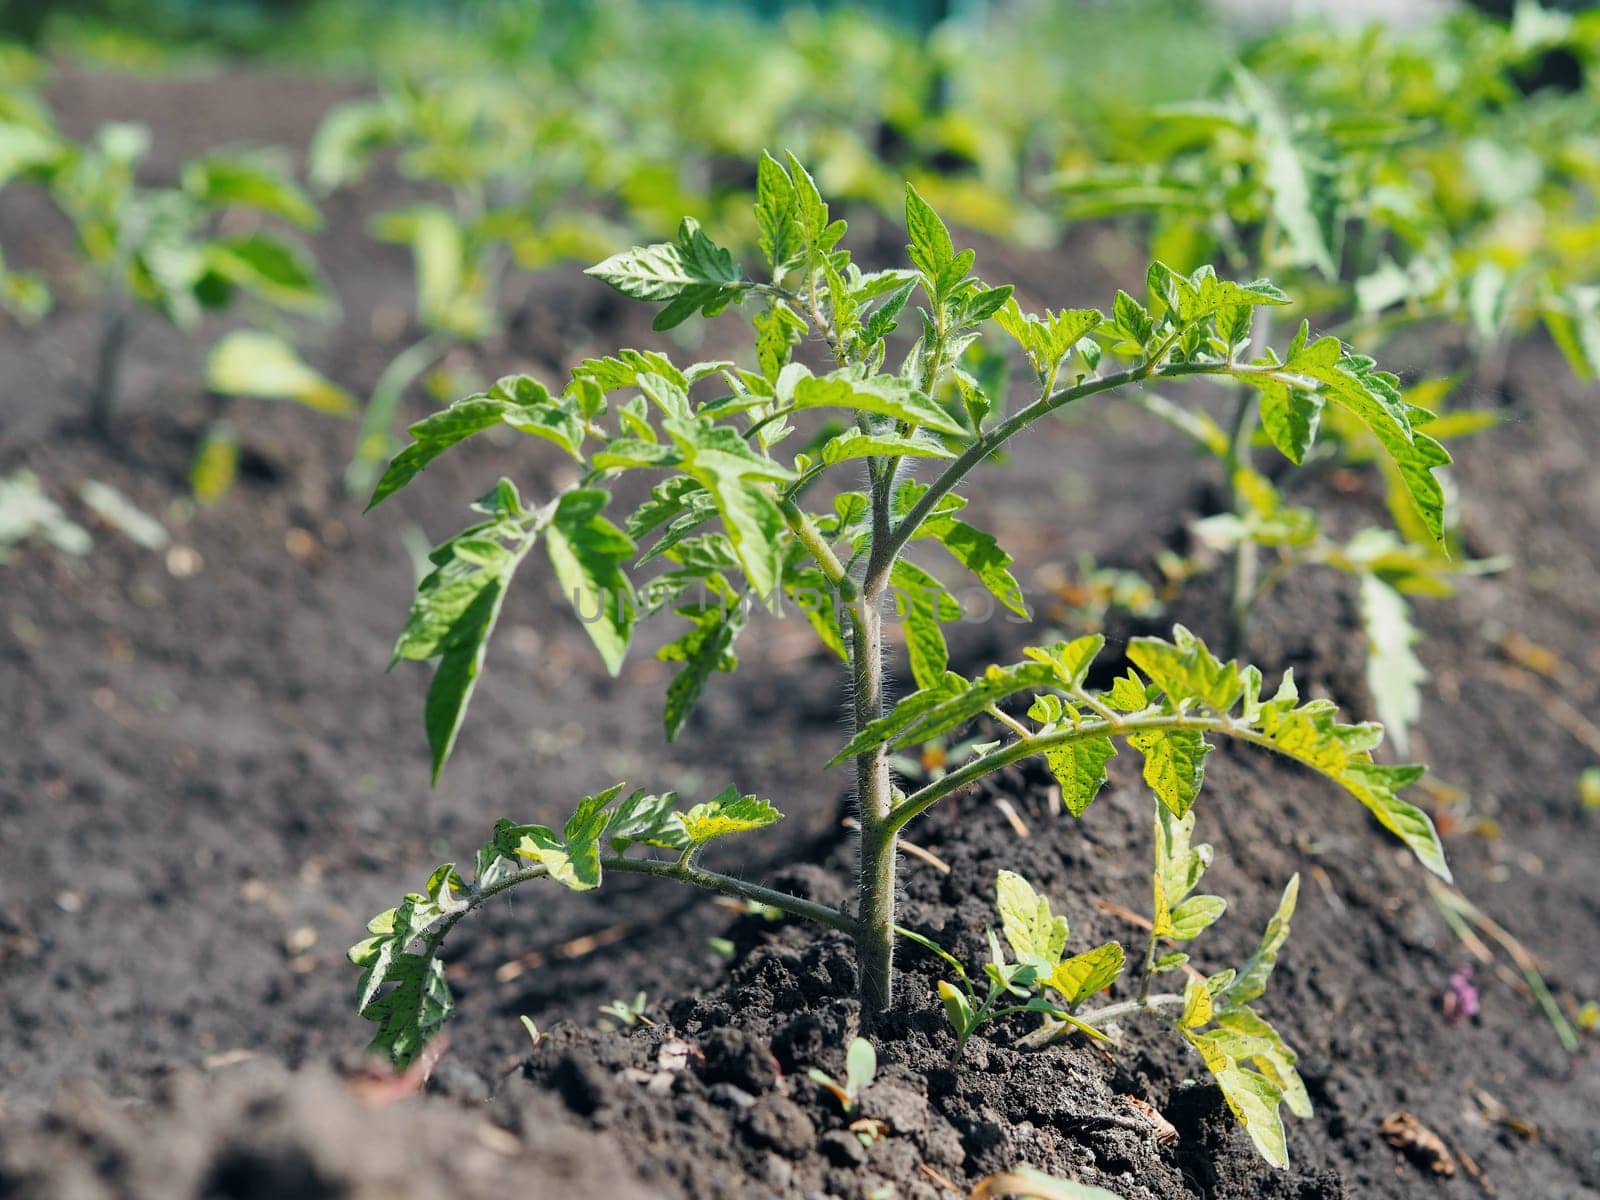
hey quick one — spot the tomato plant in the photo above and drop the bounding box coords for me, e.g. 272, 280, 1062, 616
352, 158, 1452, 1168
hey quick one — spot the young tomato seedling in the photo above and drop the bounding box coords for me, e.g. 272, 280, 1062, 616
352, 155, 1451, 1168
0, 102, 333, 438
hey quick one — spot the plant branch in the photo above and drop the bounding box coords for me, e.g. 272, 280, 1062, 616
887, 709, 1276, 836
1077, 991, 1187, 1027
779, 495, 858, 600
872, 358, 1236, 591
428, 854, 862, 955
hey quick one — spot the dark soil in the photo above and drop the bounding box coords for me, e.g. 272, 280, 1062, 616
2, 65, 1597, 1200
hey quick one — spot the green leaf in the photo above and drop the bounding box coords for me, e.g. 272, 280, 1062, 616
391, 497, 533, 783
496, 376, 587, 460
1179, 974, 1215, 1030
0, 120, 66, 186
190, 422, 238, 504
845, 1037, 877, 1098
368, 377, 581, 509
1024, 635, 1106, 690
994, 298, 1104, 385
1253, 378, 1324, 465
1359, 574, 1425, 757
755, 151, 803, 276
1112, 289, 1153, 346
1214, 1007, 1311, 1120
892, 560, 960, 690
1106, 673, 1150, 712
1189, 1030, 1291, 1169
1253, 705, 1447, 879
0, 260, 50, 322
898, 483, 1028, 617
586, 217, 744, 329
1258, 329, 1450, 545
786, 366, 968, 438
661, 600, 746, 741
784, 151, 842, 255
207, 331, 353, 415
1048, 942, 1125, 1006
1167, 894, 1227, 941
820, 429, 955, 464
1234, 67, 1335, 280
679, 787, 782, 846
938, 979, 973, 1034
1167, 265, 1291, 325
1541, 286, 1600, 380
349, 865, 467, 1066
663, 417, 792, 599
830, 661, 1060, 763
183, 154, 321, 228
604, 788, 689, 852
754, 300, 806, 382
202, 235, 327, 313
308, 97, 397, 191
905, 182, 955, 283
512, 825, 594, 891
996, 870, 1069, 967
545, 488, 636, 675
374, 207, 488, 338
1127, 728, 1211, 817
1046, 735, 1117, 818
628, 477, 710, 541
1152, 806, 1211, 937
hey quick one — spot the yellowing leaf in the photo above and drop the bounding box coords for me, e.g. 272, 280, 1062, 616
996, 871, 1068, 967
680, 788, 782, 846
1127, 728, 1210, 816
1179, 975, 1214, 1029
207, 331, 353, 415
1046, 735, 1117, 818
1048, 942, 1125, 1006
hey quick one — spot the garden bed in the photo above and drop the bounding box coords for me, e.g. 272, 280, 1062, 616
1, 67, 1597, 1200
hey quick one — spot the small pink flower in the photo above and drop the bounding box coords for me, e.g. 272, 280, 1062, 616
1441, 965, 1479, 1024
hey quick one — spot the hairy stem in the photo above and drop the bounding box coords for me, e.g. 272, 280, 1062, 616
1223, 390, 1260, 659
852, 569, 897, 1017
1223, 306, 1272, 657
848, 442, 905, 1018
